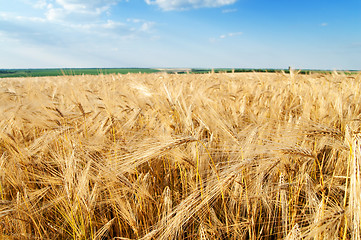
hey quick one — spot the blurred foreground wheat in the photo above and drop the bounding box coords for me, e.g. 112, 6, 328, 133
0, 71, 361, 239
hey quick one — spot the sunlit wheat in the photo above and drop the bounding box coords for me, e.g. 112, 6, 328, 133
0, 71, 360, 239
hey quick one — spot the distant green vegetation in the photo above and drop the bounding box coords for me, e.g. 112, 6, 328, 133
0, 68, 160, 78
191, 68, 360, 75
0, 68, 359, 78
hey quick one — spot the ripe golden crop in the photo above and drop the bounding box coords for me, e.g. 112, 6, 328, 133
0, 71, 360, 239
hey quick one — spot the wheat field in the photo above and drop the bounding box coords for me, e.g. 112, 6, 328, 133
0, 71, 361, 239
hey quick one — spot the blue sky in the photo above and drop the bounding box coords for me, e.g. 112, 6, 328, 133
0, 0, 360, 69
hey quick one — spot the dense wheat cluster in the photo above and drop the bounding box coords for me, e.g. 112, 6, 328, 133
1, 71, 361, 239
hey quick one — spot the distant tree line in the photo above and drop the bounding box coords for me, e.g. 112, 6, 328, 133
0, 70, 16, 74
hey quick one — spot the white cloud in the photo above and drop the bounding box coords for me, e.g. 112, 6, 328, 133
38, 0, 122, 22
1, 3, 162, 72
145, 0, 237, 11
127, 18, 156, 32
210, 31, 242, 42
140, 21, 155, 32
127, 18, 142, 23
0, 11, 45, 23
228, 32, 242, 37
0, 12, 11, 21
0, 1, 157, 50
3, 0, 156, 44
56, 0, 87, 12
320, 22, 328, 27
45, 6, 65, 21
34, 0, 48, 9
54, 0, 118, 13
222, 8, 237, 13
36, 0, 156, 39
68, 20, 126, 32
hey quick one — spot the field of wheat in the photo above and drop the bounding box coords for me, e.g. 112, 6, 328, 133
0, 71, 361, 239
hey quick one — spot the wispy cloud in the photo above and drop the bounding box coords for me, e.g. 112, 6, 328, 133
0, 1, 158, 67
210, 31, 242, 42
0, 12, 46, 23
145, 0, 238, 11
48, 4, 106, 21
320, 22, 328, 27
0, 12, 61, 45
0, 0, 156, 45
22, 0, 122, 22
222, 8, 237, 13
33, 0, 48, 9
227, 32, 242, 37
52, 0, 119, 14
127, 18, 156, 32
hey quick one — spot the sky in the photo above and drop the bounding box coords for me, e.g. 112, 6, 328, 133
0, 0, 360, 69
